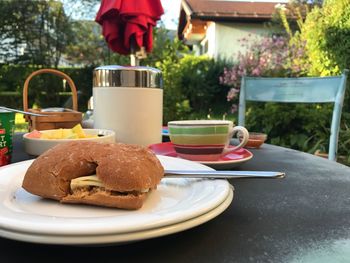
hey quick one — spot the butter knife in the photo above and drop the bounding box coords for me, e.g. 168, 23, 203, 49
164, 170, 285, 179
0, 106, 53, 117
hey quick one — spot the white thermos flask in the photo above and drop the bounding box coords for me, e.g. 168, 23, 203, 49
93, 65, 163, 146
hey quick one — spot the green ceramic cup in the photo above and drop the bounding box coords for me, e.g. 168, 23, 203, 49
168, 120, 249, 161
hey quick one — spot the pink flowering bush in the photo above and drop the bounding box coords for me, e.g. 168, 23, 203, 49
220, 35, 307, 112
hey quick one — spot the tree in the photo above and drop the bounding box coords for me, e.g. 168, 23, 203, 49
276, 0, 349, 76
64, 20, 129, 66
61, 0, 99, 21
300, 0, 350, 76
0, 0, 73, 67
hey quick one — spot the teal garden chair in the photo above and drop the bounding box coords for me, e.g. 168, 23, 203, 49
238, 70, 349, 161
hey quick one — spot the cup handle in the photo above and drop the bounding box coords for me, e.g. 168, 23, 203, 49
222, 126, 249, 155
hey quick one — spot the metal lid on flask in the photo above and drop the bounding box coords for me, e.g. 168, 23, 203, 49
93, 65, 163, 88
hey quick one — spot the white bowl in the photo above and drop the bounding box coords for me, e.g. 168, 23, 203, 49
23, 129, 116, 156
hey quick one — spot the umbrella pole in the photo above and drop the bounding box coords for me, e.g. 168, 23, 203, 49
130, 37, 140, 66
130, 53, 139, 66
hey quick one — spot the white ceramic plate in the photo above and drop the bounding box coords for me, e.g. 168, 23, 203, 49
0, 156, 230, 236
0, 188, 233, 245
23, 128, 116, 156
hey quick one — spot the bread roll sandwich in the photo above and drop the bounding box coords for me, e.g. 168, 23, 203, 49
22, 141, 164, 210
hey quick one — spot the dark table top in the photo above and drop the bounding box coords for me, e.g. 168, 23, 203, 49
2, 133, 350, 262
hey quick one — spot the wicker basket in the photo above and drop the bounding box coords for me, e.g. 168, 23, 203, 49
23, 69, 83, 131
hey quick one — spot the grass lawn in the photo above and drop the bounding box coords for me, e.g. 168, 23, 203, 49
15, 113, 28, 132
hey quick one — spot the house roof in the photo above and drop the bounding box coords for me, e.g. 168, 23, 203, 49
184, 0, 281, 20
178, 0, 288, 40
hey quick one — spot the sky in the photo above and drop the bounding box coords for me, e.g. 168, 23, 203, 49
161, 0, 181, 30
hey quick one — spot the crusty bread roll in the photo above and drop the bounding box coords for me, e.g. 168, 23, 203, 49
22, 141, 164, 210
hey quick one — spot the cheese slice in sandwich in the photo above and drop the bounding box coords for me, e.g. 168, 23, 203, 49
70, 175, 150, 193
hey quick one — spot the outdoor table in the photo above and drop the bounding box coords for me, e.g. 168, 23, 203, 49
1, 133, 350, 262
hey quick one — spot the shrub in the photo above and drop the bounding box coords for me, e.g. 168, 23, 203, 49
246, 102, 333, 153
219, 1, 350, 161
155, 54, 190, 123
337, 124, 350, 165
220, 35, 293, 109
219, 34, 309, 118
297, 0, 350, 76
283, 0, 350, 157
0, 57, 231, 126
219, 33, 339, 155
176, 55, 231, 116
158, 55, 232, 123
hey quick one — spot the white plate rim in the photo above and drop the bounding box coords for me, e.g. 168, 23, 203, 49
0, 188, 233, 245
0, 156, 230, 236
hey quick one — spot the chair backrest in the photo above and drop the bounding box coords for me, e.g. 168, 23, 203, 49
238, 70, 349, 161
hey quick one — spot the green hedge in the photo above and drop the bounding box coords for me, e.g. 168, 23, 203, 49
0, 59, 232, 124
157, 55, 232, 123
0, 64, 93, 112
244, 102, 334, 153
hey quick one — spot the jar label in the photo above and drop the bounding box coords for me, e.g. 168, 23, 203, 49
0, 112, 15, 166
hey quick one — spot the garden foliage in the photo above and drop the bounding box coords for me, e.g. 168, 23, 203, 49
0, 0, 231, 124
0, 64, 93, 112
220, 0, 350, 162
156, 54, 232, 123
220, 34, 330, 153
298, 0, 350, 77
0, 0, 72, 67
0, 55, 230, 125
1, 0, 350, 163
285, 0, 350, 161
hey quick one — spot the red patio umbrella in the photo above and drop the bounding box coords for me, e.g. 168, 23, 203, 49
95, 0, 164, 65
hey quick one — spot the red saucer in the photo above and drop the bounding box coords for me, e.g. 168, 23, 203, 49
149, 142, 253, 169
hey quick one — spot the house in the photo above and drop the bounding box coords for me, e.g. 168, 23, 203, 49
177, 0, 288, 60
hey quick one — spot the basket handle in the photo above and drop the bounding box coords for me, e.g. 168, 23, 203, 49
23, 68, 78, 112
